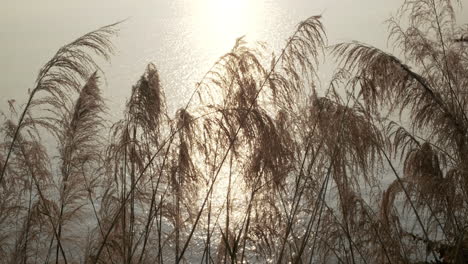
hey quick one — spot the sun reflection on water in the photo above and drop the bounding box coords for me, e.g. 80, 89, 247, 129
184, 0, 267, 227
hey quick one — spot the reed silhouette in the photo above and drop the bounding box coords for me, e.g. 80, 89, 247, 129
1, 0, 467, 263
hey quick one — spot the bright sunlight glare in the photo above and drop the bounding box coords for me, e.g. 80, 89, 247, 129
191, 0, 263, 55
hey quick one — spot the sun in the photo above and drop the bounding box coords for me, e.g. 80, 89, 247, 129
191, 0, 261, 55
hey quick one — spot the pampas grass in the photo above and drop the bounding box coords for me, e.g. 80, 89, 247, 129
1, 1, 468, 263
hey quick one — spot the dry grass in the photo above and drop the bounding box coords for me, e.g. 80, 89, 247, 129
1, 1, 468, 263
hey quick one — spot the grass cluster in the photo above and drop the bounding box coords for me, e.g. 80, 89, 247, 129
1, 0, 468, 263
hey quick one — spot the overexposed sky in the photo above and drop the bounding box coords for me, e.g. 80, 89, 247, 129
1, 0, 465, 115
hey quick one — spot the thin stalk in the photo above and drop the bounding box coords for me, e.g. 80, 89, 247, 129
224, 152, 233, 264
21, 178, 34, 264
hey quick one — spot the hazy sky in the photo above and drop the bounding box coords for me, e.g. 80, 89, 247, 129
1, 0, 465, 116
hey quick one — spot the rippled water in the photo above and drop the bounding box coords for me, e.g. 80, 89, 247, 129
0, 0, 405, 115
